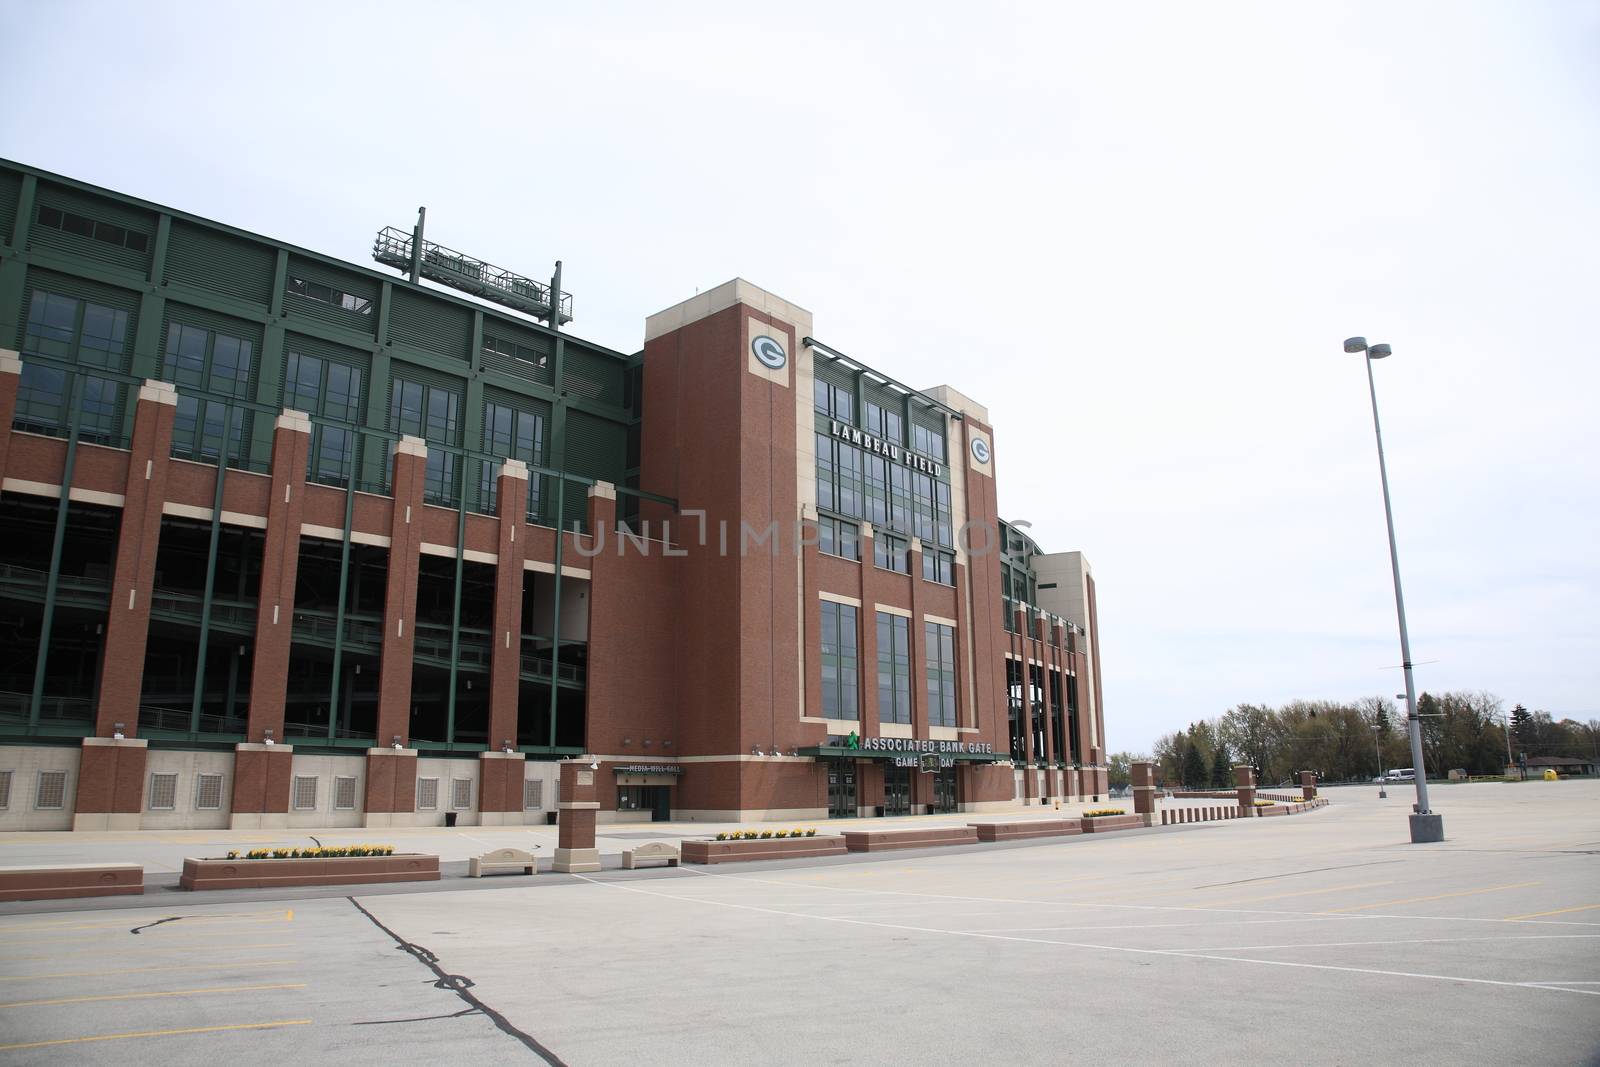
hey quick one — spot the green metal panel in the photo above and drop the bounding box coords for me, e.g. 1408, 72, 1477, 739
164, 219, 275, 307
561, 343, 624, 405
563, 409, 626, 484
815, 357, 856, 392
0, 168, 20, 247
283, 254, 380, 338
479, 316, 554, 384
911, 403, 946, 434
30, 181, 154, 276
388, 286, 471, 362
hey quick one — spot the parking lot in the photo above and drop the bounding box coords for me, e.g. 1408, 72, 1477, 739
1, 780, 1596, 1064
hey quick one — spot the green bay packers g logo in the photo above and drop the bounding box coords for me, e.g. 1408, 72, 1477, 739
752, 335, 787, 370
971, 437, 991, 464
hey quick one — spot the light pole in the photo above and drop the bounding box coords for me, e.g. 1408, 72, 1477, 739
1373, 723, 1386, 799
1343, 337, 1442, 842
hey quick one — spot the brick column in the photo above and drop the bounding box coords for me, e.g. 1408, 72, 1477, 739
1132, 760, 1157, 826
1014, 607, 1037, 802
553, 757, 601, 873
72, 737, 148, 831
375, 435, 426, 748
366, 435, 426, 824
0, 350, 19, 476
479, 750, 527, 826
1235, 764, 1257, 816
229, 742, 293, 830
486, 460, 529, 754
1300, 770, 1318, 801
1038, 616, 1058, 801
93, 380, 177, 738
244, 411, 310, 744
231, 412, 310, 826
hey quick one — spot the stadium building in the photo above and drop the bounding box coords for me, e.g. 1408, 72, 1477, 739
0, 159, 1107, 830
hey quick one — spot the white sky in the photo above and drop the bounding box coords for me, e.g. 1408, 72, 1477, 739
4, 1, 1596, 752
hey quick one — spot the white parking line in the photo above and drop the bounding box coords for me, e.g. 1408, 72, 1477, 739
572, 874, 1600, 999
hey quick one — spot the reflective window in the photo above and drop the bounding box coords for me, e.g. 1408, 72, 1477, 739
876, 611, 911, 725
820, 601, 859, 720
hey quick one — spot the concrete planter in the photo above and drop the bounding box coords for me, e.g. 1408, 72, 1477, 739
843, 826, 979, 852
179, 854, 440, 890
681, 836, 846, 865
0, 863, 143, 902
1080, 814, 1142, 833
971, 819, 1082, 842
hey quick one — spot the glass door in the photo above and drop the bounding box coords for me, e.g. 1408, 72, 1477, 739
884, 764, 911, 816
828, 759, 858, 819
933, 766, 958, 813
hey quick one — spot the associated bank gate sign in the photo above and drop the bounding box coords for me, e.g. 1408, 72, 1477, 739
826, 733, 995, 757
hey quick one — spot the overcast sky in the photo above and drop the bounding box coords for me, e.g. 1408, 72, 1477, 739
4, 1, 1595, 752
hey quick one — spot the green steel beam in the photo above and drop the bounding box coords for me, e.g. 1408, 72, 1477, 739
187, 407, 230, 733
28, 373, 83, 729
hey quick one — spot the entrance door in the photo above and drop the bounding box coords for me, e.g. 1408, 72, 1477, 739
828, 760, 858, 819
650, 785, 671, 822
932, 766, 958, 813
883, 765, 911, 816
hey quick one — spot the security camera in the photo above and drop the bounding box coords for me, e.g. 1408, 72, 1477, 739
589, 760, 599, 771
264, 737, 275, 746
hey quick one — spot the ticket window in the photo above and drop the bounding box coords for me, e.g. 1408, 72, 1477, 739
617, 784, 672, 821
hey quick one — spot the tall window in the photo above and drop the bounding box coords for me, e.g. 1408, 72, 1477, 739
1006, 659, 1026, 762
925, 622, 957, 728
817, 516, 860, 561
814, 378, 854, 421
480, 402, 544, 516
876, 611, 911, 725
1029, 663, 1047, 763
864, 398, 902, 444
1049, 669, 1066, 763
921, 548, 954, 586
162, 322, 254, 463
820, 601, 859, 720
873, 532, 909, 574
390, 377, 460, 505
284, 350, 363, 486
17, 289, 129, 442
912, 420, 945, 462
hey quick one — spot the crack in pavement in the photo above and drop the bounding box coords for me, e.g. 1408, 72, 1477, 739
345, 896, 566, 1065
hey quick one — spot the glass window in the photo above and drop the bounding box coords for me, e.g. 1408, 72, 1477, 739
820, 601, 859, 720
391, 377, 462, 506
876, 611, 911, 724
873, 532, 909, 574
286, 275, 372, 314
161, 323, 255, 463
921, 548, 954, 586
815, 378, 854, 421
925, 622, 958, 728
286, 350, 365, 487
17, 290, 129, 441
480, 401, 544, 516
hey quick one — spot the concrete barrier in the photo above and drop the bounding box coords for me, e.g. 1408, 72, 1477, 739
180, 854, 438, 891
682, 836, 846, 864
1081, 814, 1142, 833
843, 826, 979, 852
0, 863, 143, 902
971, 819, 1083, 842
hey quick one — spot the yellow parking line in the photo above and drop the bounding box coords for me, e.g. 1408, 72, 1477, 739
0, 960, 296, 982
1322, 882, 1540, 914
1203, 881, 1396, 908
0, 982, 305, 1010
0, 1018, 312, 1051
1504, 903, 1600, 921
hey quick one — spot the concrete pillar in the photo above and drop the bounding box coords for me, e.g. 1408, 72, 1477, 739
1234, 764, 1257, 816
1300, 770, 1318, 801
93, 380, 178, 738
486, 459, 529, 763
243, 411, 310, 746
553, 757, 601, 873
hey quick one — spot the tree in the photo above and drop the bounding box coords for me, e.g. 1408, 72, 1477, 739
1107, 752, 1135, 790
1181, 741, 1208, 789
1509, 704, 1531, 757
1210, 741, 1233, 789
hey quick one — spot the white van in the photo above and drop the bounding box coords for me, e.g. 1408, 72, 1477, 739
1371, 768, 1416, 783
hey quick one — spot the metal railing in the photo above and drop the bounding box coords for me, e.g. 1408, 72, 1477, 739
373, 227, 574, 323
